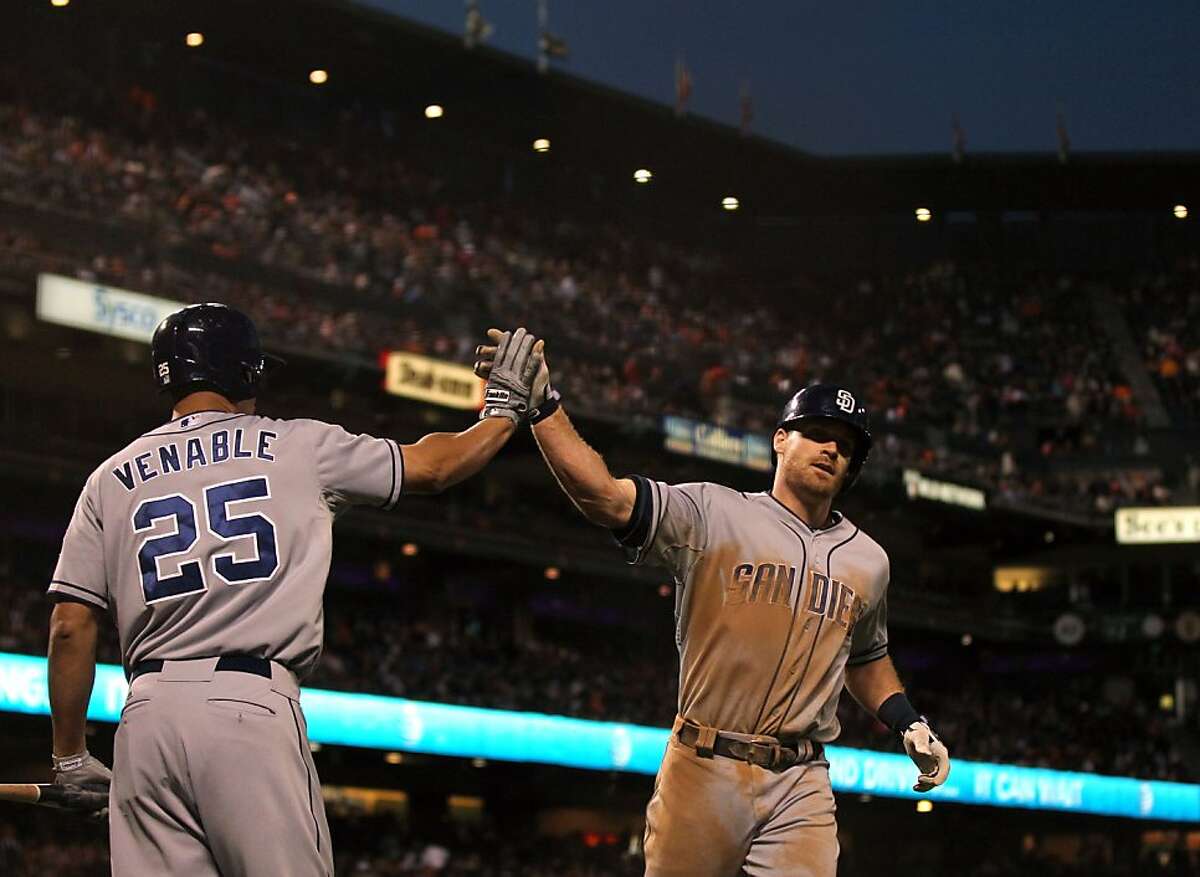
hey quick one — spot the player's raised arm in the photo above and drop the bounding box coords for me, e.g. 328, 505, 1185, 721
474, 329, 635, 528
529, 407, 637, 528
316, 329, 542, 501
403, 328, 543, 494
400, 418, 517, 495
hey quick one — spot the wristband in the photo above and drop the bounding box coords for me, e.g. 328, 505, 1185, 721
877, 692, 923, 736
528, 388, 561, 425
52, 751, 88, 772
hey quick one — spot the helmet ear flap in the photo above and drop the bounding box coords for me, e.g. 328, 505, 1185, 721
240, 360, 262, 396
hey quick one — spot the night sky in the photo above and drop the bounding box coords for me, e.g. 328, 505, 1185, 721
362, 1, 1200, 156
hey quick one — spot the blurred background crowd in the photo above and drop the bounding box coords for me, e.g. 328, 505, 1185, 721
0, 75, 1189, 519
1, 3, 1198, 875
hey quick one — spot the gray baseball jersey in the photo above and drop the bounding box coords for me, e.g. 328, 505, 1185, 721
48, 410, 403, 678
618, 480, 889, 742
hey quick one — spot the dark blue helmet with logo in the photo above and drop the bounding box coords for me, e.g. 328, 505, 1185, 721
151, 303, 284, 402
777, 384, 873, 491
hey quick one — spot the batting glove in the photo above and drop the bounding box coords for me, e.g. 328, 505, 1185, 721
476, 328, 556, 422
479, 328, 543, 424
901, 721, 951, 793
52, 751, 112, 792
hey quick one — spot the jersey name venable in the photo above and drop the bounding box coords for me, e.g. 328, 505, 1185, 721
110, 428, 278, 491
727, 564, 866, 630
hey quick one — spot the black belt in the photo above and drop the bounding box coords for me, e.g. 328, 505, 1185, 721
677, 722, 824, 770
128, 655, 273, 684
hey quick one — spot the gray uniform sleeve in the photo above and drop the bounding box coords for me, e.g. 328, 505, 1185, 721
48, 473, 109, 610
847, 562, 889, 666
309, 421, 404, 515
613, 477, 708, 579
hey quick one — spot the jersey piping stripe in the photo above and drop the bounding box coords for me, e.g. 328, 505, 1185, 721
763, 492, 844, 534
676, 490, 707, 552
288, 699, 322, 855
640, 481, 670, 564
380, 439, 398, 510
750, 530, 807, 734
393, 443, 406, 505
143, 413, 252, 437
48, 579, 109, 606
772, 525, 860, 737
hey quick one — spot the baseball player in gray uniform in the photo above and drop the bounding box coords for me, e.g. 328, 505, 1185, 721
45, 304, 544, 876
474, 335, 951, 877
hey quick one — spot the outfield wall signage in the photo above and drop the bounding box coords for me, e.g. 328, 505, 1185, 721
36, 273, 181, 342
382, 351, 484, 410
663, 416, 773, 472
0, 653, 1195, 821
902, 468, 987, 510
1115, 507, 1200, 545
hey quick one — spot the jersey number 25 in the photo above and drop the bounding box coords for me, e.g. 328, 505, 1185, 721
132, 476, 279, 604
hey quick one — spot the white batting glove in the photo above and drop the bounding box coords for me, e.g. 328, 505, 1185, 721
901, 722, 950, 793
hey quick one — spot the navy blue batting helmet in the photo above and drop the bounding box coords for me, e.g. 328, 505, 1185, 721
151, 303, 284, 402
776, 384, 873, 491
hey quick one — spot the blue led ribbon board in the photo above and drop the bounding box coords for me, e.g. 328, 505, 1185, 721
1, 653, 1195, 822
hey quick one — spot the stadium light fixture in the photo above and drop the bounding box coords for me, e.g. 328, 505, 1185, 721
50, 0, 69, 7
915, 207, 932, 222
633, 168, 653, 184
425, 104, 444, 119
401, 542, 419, 557
185, 32, 205, 48
533, 138, 551, 153
309, 69, 329, 85
916, 800, 933, 813
1174, 204, 1188, 219
1160, 693, 1175, 711
722, 196, 740, 211
544, 566, 561, 581
385, 752, 404, 765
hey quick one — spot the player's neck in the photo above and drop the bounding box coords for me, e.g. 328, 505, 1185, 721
769, 480, 835, 530
172, 391, 253, 418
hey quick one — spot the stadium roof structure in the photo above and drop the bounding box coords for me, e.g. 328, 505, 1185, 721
12, 0, 1200, 221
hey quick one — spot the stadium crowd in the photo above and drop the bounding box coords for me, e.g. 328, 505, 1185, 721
0, 808, 1186, 876
3, 576, 1191, 782
0, 91, 1180, 518
0, 808, 644, 877
1124, 260, 1200, 425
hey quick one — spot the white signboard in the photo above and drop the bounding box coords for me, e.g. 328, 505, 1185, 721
36, 273, 182, 343
382, 351, 484, 410
1115, 507, 1200, 545
902, 468, 986, 510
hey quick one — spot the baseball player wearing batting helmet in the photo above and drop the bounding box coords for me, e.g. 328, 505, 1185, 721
474, 335, 951, 877
46, 304, 544, 876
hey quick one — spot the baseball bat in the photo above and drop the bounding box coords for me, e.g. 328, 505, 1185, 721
0, 783, 109, 812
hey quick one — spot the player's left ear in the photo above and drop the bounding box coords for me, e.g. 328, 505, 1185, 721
772, 428, 790, 458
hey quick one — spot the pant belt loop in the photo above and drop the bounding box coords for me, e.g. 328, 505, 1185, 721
769, 743, 785, 769
695, 725, 718, 759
